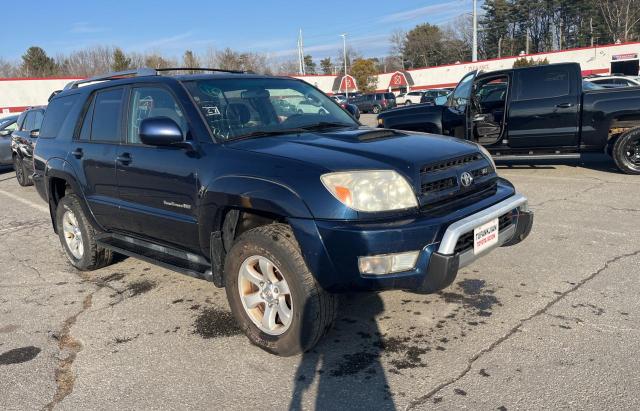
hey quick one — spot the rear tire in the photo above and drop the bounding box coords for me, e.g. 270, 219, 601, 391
372, 105, 381, 114
612, 128, 640, 175
14, 156, 32, 186
224, 224, 338, 356
56, 194, 113, 270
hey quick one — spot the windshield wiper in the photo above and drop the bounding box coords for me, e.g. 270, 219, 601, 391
231, 128, 307, 140
299, 121, 354, 131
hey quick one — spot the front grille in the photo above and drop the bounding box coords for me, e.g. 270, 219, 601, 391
420, 153, 482, 174
453, 211, 514, 254
421, 176, 456, 194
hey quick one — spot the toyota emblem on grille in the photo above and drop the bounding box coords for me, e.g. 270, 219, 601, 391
460, 172, 474, 188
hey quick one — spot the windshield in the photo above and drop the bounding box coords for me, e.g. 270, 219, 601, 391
182, 78, 358, 141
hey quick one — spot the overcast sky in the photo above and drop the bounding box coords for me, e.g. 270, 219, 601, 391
2, 0, 476, 61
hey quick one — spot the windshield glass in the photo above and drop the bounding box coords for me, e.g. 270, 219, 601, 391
182, 78, 358, 141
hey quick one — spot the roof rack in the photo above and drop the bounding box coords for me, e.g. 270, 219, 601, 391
63, 67, 247, 90
156, 67, 247, 74
63, 68, 157, 90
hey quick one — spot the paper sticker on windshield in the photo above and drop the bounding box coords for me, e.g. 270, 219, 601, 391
202, 106, 221, 116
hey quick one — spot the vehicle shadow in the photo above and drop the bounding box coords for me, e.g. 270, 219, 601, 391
289, 292, 395, 410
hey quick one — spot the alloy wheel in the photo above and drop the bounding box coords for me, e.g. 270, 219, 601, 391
62, 210, 84, 259
237, 255, 293, 335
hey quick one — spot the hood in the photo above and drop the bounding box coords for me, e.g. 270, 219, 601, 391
226, 127, 479, 178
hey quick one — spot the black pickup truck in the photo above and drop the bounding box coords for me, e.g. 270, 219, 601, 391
377, 63, 640, 174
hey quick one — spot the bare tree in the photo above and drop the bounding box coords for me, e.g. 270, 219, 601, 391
57, 46, 114, 77
0, 58, 20, 77
598, 0, 640, 42
389, 30, 406, 69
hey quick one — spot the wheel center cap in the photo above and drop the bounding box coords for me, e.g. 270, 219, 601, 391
261, 283, 278, 304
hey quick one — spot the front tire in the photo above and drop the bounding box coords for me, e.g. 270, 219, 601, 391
14, 156, 32, 186
612, 128, 640, 174
224, 224, 338, 356
405, 100, 412, 106
56, 194, 113, 270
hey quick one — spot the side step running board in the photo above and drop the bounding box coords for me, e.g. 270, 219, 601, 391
97, 233, 213, 282
492, 153, 580, 161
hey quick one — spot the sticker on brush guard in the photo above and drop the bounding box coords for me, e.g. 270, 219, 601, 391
202, 106, 221, 116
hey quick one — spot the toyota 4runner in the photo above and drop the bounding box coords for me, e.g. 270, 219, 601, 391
33, 68, 533, 356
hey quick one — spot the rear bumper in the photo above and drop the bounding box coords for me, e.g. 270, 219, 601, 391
290, 189, 532, 293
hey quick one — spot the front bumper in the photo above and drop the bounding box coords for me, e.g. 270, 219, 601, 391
290, 190, 533, 293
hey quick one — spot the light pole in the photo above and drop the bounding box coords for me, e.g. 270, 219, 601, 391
472, 0, 478, 62
341, 33, 348, 98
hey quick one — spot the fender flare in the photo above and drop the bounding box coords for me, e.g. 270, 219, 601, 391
44, 158, 105, 233
197, 175, 314, 255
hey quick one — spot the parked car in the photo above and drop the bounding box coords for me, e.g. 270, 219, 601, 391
330, 96, 361, 119
584, 75, 640, 88
11, 106, 45, 185
378, 62, 640, 174
349, 92, 396, 113
0, 115, 19, 167
396, 91, 425, 105
34, 67, 532, 356
331, 95, 348, 104
419, 89, 451, 106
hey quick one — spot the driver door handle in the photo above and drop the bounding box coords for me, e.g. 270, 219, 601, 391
116, 153, 132, 165
71, 148, 83, 159
556, 103, 574, 108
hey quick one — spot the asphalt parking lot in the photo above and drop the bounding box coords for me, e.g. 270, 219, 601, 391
1, 116, 640, 409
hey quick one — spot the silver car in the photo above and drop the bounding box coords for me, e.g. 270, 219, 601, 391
0, 115, 19, 166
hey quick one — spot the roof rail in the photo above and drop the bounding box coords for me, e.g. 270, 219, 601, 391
63, 67, 157, 90
62, 67, 248, 91
156, 67, 246, 74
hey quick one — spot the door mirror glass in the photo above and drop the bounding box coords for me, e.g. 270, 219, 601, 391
139, 117, 183, 146
30, 129, 39, 138
0, 129, 11, 137
344, 104, 358, 117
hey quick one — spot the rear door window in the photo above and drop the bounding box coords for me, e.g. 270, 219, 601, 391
40, 95, 79, 138
516, 68, 570, 100
90, 88, 124, 142
21, 112, 35, 131
32, 110, 45, 131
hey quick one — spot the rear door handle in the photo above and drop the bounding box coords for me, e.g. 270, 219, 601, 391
116, 153, 132, 165
71, 148, 83, 159
556, 103, 574, 108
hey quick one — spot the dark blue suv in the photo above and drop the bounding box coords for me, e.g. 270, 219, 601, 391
33, 68, 533, 356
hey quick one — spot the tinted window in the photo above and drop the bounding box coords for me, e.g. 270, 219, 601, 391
450, 72, 476, 109
40, 95, 78, 138
517, 68, 570, 100
78, 96, 96, 141
33, 111, 44, 130
16, 112, 27, 130
21, 112, 34, 131
384, 93, 395, 99
90, 88, 123, 142
128, 87, 186, 144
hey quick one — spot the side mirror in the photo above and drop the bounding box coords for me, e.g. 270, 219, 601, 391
30, 129, 39, 138
0, 129, 11, 137
139, 117, 184, 146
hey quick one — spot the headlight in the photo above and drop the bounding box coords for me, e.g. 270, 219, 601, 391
377, 118, 384, 127
477, 144, 496, 171
321, 170, 418, 212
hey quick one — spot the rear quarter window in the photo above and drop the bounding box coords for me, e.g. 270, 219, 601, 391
40, 95, 79, 138
517, 68, 570, 100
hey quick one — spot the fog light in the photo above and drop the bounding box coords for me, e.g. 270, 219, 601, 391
358, 251, 420, 275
